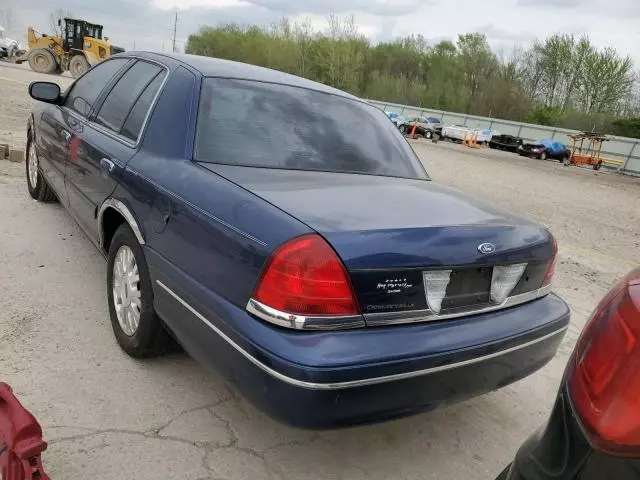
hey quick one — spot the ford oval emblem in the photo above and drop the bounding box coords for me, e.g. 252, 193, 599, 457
478, 243, 496, 254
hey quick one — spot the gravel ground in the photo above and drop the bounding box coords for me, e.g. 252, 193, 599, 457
1, 61, 639, 480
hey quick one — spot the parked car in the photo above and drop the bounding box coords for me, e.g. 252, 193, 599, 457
26, 52, 569, 428
518, 139, 571, 163
442, 125, 495, 144
489, 134, 524, 152
0, 26, 20, 59
384, 111, 399, 123
442, 124, 471, 142
497, 267, 640, 480
398, 116, 442, 138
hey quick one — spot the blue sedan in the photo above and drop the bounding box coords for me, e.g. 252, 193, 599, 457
25, 52, 569, 427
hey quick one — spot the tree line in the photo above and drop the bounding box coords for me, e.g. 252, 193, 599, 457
185, 16, 640, 138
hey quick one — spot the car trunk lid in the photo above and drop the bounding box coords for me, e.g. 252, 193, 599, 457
203, 164, 554, 318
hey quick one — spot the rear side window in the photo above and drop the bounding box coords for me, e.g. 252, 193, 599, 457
195, 78, 427, 179
96, 61, 163, 134
121, 73, 165, 142
65, 58, 129, 117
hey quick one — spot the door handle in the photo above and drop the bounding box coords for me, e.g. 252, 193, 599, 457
100, 158, 116, 179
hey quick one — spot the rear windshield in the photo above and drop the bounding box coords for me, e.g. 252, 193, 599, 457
195, 78, 427, 180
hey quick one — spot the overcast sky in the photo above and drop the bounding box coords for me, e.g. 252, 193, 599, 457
3, 0, 639, 65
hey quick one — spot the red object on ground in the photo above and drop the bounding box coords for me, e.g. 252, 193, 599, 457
0, 383, 51, 480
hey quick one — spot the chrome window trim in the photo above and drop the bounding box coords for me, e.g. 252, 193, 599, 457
62, 56, 170, 150
364, 284, 553, 327
246, 298, 365, 330
157, 280, 567, 391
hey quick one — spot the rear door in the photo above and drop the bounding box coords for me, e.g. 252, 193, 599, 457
65, 59, 167, 239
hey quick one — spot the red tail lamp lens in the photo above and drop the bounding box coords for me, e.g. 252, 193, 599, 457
568, 268, 640, 456
253, 234, 359, 316
542, 236, 558, 286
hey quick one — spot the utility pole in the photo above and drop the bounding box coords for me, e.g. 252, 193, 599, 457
172, 11, 177, 53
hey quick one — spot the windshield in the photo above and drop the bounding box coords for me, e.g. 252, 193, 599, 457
195, 78, 428, 180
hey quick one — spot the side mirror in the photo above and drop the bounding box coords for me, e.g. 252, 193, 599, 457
29, 82, 61, 104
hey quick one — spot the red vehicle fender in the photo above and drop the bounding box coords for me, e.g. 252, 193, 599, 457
0, 383, 51, 480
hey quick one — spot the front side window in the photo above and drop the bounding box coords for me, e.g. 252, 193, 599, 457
195, 78, 427, 179
64, 58, 129, 118
95, 61, 163, 134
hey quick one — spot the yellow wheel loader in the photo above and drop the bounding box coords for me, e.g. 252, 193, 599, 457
16, 18, 124, 78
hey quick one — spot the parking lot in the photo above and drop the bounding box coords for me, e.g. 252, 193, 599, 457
1, 61, 639, 480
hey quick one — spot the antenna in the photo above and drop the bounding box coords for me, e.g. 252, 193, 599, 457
172, 11, 178, 53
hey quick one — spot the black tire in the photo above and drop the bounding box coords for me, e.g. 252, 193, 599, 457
593, 162, 602, 171
69, 55, 90, 78
400, 125, 408, 135
28, 49, 57, 74
539, 152, 547, 161
425, 130, 433, 139
26, 136, 57, 202
107, 224, 172, 358
562, 156, 570, 166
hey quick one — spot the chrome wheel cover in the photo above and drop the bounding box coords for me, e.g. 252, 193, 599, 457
28, 145, 39, 188
112, 245, 142, 336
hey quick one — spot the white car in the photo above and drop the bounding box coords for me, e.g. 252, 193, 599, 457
442, 124, 471, 142
0, 26, 20, 59
442, 125, 497, 144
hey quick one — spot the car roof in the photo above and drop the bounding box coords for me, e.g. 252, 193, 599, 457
130, 52, 359, 100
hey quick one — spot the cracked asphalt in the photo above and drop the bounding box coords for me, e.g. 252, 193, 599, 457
2, 61, 640, 480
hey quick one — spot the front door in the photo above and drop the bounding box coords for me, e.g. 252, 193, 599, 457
64, 59, 167, 239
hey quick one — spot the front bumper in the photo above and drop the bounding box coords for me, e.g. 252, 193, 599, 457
149, 248, 570, 427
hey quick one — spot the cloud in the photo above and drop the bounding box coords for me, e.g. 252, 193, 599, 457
475, 24, 536, 43
516, 0, 583, 6
246, 0, 429, 17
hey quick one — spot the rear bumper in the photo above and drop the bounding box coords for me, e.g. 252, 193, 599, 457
241, 323, 566, 427
147, 247, 570, 427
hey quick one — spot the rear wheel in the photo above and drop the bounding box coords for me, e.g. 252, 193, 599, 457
107, 224, 172, 358
69, 55, 90, 78
26, 136, 57, 202
28, 49, 57, 74
400, 125, 408, 135
562, 156, 570, 166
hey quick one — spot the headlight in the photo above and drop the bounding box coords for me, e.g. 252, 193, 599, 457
531, 148, 541, 153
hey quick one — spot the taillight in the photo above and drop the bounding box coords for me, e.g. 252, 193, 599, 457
252, 234, 359, 319
542, 236, 558, 286
568, 268, 640, 456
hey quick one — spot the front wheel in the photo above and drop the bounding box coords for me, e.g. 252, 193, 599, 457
69, 55, 90, 78
539, 152, 547, 161
400, 125, 408, 135
107, 224, 172, 358
425, 130, 433, 139
28, 49, 57, 74
562, 156, 570, 166
26, 136, 57, 202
